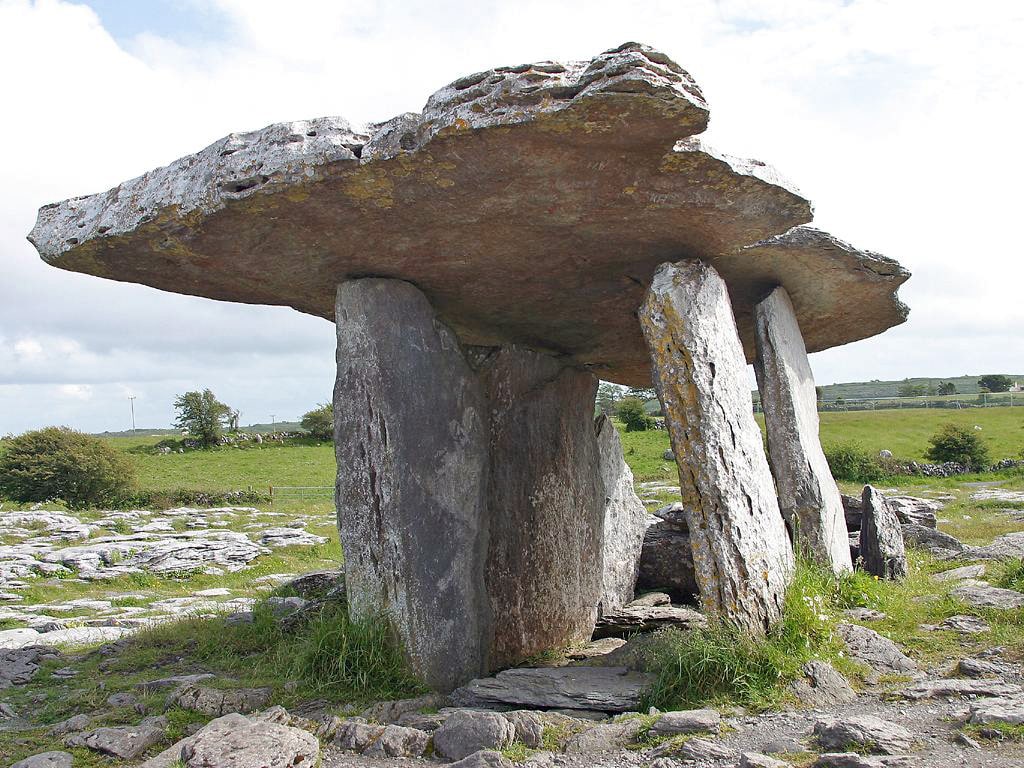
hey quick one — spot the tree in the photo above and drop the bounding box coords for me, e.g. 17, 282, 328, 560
897, 382, 926, 397
0, 427, 135, 509
596, 382, 625, 417
616, 396, 653, 432
301, 403, 333, 440
936, 381, 957, 395
925, 424, 990, 470
173, 389, 232, 448
625, 386, 656, 402
978, 374, 1012, 393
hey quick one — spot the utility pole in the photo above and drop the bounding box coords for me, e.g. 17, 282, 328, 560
128, 395, 136, 434
270, 414, 276, 428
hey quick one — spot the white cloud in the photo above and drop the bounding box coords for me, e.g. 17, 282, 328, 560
0, 0, 1022, 433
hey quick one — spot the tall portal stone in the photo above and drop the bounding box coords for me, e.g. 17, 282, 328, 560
639, 260, 795, 634
334, 279, 491, 690
595, 415, 649, 613
472, 347, 604, 668
753, 286, 853, 574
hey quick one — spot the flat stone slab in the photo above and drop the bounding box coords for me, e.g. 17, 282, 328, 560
450, 666, 654, 712
27, 43, 908, 387
951, 580, 1024, 610
592, 603, 706, 639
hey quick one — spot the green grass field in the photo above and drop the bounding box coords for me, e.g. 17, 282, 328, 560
96, 406, 1024, 492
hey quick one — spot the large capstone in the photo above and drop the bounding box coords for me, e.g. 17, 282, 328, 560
753, 286, 852, 573
859, 486, 908, 580
28, 45, 908, 389
639, 260, 795, 634
594, 415, 649, 613
472, 346, 604, 669
334, 278, 491, 690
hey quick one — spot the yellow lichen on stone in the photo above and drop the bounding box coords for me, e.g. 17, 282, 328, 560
342, 169, 395, 209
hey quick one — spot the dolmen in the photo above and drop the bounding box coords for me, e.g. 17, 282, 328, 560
27, 42, 909, 689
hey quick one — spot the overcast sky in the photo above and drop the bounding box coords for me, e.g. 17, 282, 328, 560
1, 0, 1022, 434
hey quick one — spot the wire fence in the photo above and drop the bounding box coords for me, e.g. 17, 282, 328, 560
752, 392, 1022, 413
268, 485, 334, 501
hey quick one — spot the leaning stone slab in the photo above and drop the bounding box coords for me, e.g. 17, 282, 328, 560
951, 580, 1024, 610
595, 415, 649, 613
859, 486, 907, 580
813, 715, 914, 755
639, 260, 794, 634
451, 666, 654, 712
753, 285, 851, 574
334, 278, 490, 691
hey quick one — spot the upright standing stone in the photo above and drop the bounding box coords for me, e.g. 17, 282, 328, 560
595, 415, 650, 613
472, 346, 604, 668
859, 485, 908, 580
753, 286, 852, 574
639, 260, 794, 634
334, 279, 491, 690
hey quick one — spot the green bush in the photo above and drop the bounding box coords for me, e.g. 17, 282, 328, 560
300, 403, 333, 441
925, 423, 990, 470
616, 396, 653, 432
824, 442, 886, 482
173, 389, 232, 448
0, 427, 135, 509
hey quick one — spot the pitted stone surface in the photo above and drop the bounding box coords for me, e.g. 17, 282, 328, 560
754, 285, 852, 573
640, 260, 795, 634
859, 486, 907, 580
28, 44, 907, 387
451, 666, 653, 712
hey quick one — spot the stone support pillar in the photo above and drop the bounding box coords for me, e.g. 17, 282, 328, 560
472, 346, 604, 669
753, 286, 853, 574
334, 279, 491, 691
334, 281, 606, 688
639, 260, 794, 635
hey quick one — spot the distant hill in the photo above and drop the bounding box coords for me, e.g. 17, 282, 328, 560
816, 375, 1024, 401
243, 421, 303, 433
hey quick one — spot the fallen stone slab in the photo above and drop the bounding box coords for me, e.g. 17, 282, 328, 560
136, 673, 216, 693
592, 602, 706, 639
433, 710, 516, 760
564, 718, 644, 752
958, 657, 1018, 678
932, 564, 986, 582
258, 527, 328, 548
901, 678, 1022, 700
968, 695, 1024, 726
814, 755, 913, 768
9, 753, 73, 768
920, 614, 990, 634
649, 708, 721, 735
900, 524, 965, 556
673, 737, 739, 762
66, 721, 165, 760
837, 623, 918, 678
886, 496, 941, 528
970, 531, 1024, 560
141, 712, 319, 768
951, 580, 1024, 610
813, 715, 915, 754
451, 666, 654, 712
168, 683, 272, 716
0, 626, 129, 650
47, 713, 91, 736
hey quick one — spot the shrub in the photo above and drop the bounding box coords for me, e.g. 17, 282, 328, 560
925, 424, 990, 470
0, 426, 135, 509
616, 396, 653, 432
824, 442, 886, 483
173, 389, 232, 448
300, 403, 333, 440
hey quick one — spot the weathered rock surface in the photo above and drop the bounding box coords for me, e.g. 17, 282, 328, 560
970, 531, 1024, 560
932, 564, 985, 582
143, 712, 318, 768
789, 660, 857, 707
595, 415, 649, 613
66, 722, 165, 760
592, 600, 705, 639
859, 486, 907, 580
753, 285, 851, 573
900, 678, 1022, 700
900, 524, 964, 556
950, 580, 1024, 610
473, 345, 604, 669
968, 695, 1024, 726
333, 278, 490, 691
813, 715, 915, 754
837, 623, 918, 678
814, 755, 912, 768
447, 751, 515, 768
921, 614, 990, 634
168, 683, 271, 716
451, 666, 653, 712
28, 44, 908, 388
565, 718, 643, 752
640, 260, 794, 634
649, 708, 721, 735
0, 645, 58, 688
636, 518, 698, 602
433, 710, 516, 761
9, 753, 73, 768
886, 497, 940, 528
